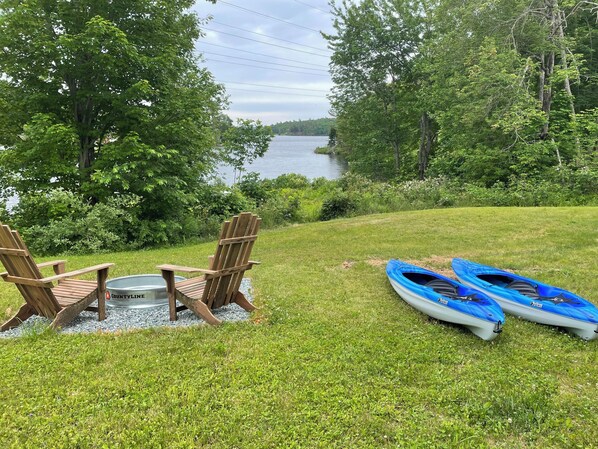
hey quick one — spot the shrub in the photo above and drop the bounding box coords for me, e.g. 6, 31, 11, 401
269, 173, 311, 190
258, 195, 302, 227
238, 172, 270, 206
18, 192, 142, 255
319, 191, 356, 221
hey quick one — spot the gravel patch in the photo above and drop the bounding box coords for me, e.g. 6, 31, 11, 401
0, 278, 254, 338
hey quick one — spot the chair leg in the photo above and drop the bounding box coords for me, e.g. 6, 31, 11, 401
52, 294, 96, 330
97, 268, 108, 321
233, 291, 257, 312
1, 304, 35, 331
161, 270, 178, 322
177, 295, 222, 326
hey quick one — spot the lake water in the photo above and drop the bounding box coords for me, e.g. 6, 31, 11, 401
216, 135, 348, 184
4, 136, 347, 209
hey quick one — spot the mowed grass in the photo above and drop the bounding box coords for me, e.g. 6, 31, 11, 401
1, 207, 597, 448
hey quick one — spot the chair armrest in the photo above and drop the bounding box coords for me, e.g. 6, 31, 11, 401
40, 263, 114, 283
0, 260, 68, 278
37, 260, 67, 276
36, 260, 67, 270
157, 264, 217, 275
248, 260, 260, 265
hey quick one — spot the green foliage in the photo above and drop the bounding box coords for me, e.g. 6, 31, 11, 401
0, 0, 225, 230
314, 146, 334, 154
270, 118, 335, 136
11, 189, 141, 255
5, 182, 260, 255
325, 0, 598, 186
257, 195, 302, 227
237, 172, 270, 207
196, 183, 253, 220
268, 173, 312, 190
220, 119, 273, 183
5, 170, 596, 255
320, 191, 356, 221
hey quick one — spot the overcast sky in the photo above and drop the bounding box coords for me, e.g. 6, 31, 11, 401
191, 0, 336, 125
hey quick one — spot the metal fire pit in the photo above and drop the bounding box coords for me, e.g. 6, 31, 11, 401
106, 274, 185, 309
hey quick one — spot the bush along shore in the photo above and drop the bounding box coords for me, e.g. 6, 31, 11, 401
1, 171, 596, 256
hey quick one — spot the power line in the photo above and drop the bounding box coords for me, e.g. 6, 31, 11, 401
202, 51, 328, 72
217, 0, 323, 33
198, 42, 329, 68
210, 20, 331, 54
226, 87, 326, 99
202, 28, 331, 58
204, 58, 331, 77
219, 80, 330, 93
293, 0, 332, 15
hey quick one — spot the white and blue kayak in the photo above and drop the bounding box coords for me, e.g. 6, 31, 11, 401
452, 258, 598, 340
386, 259, 505, 341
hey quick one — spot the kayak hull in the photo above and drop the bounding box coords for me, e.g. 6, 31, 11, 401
452, 258, 598, 341
387, 260, 504, 341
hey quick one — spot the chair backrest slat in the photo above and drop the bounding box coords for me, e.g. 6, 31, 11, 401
0, 224, 61, 317
202, 213, 260, 310
225, 216, 261, 304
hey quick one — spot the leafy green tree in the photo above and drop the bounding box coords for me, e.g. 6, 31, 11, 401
328, 127, 337, 148
425, 0, 598, 184
0, 0, 224, 222
221, 119, 273, 184
327, 0, 597, 186
325, 0, 424, 179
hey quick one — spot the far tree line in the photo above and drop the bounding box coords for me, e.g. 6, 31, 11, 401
270, 118, 336, 136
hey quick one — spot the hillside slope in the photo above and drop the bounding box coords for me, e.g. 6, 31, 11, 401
1, 207, 597, 448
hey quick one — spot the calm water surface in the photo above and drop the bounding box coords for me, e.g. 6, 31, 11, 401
5, 136, 347, 208
217, 135, 348, 184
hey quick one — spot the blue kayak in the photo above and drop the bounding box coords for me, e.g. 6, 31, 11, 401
452, 258, 598, 340
386, 259, 505, 340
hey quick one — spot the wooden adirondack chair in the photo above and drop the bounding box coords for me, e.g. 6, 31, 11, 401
157, 212, 261, 325
0, 223, 114, 331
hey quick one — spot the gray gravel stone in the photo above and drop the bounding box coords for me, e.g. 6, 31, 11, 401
0, 278, 254, 338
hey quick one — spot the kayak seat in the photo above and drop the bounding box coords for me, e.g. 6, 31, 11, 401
425, 279, 458, 297
425, 279, 482, 302
506, 280, 573, 304
505, 280, 540, 299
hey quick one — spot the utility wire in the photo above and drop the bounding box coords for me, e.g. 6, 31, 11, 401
226, 87, 326, 98
202, 51, 328, 72
204, 58, 331, 77
202, 28, 330, 58
293, 0, 332, 15
217, 0, 323, 33
210, 20, 331, 54
198, 42, 329, 68
219, 80, 330, 93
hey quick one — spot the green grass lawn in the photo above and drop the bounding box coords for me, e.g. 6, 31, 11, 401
1, 207, 597, 448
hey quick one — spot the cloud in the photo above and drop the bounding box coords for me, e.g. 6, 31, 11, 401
191, 0, 335, 124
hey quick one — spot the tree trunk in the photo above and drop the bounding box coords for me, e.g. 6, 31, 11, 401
539, 0, 559, 140
556, 8, 581, 162
418, 112, 434, 180
75, 95, 96, 189
539, 51, 555, 140
392, 140, 400, 175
